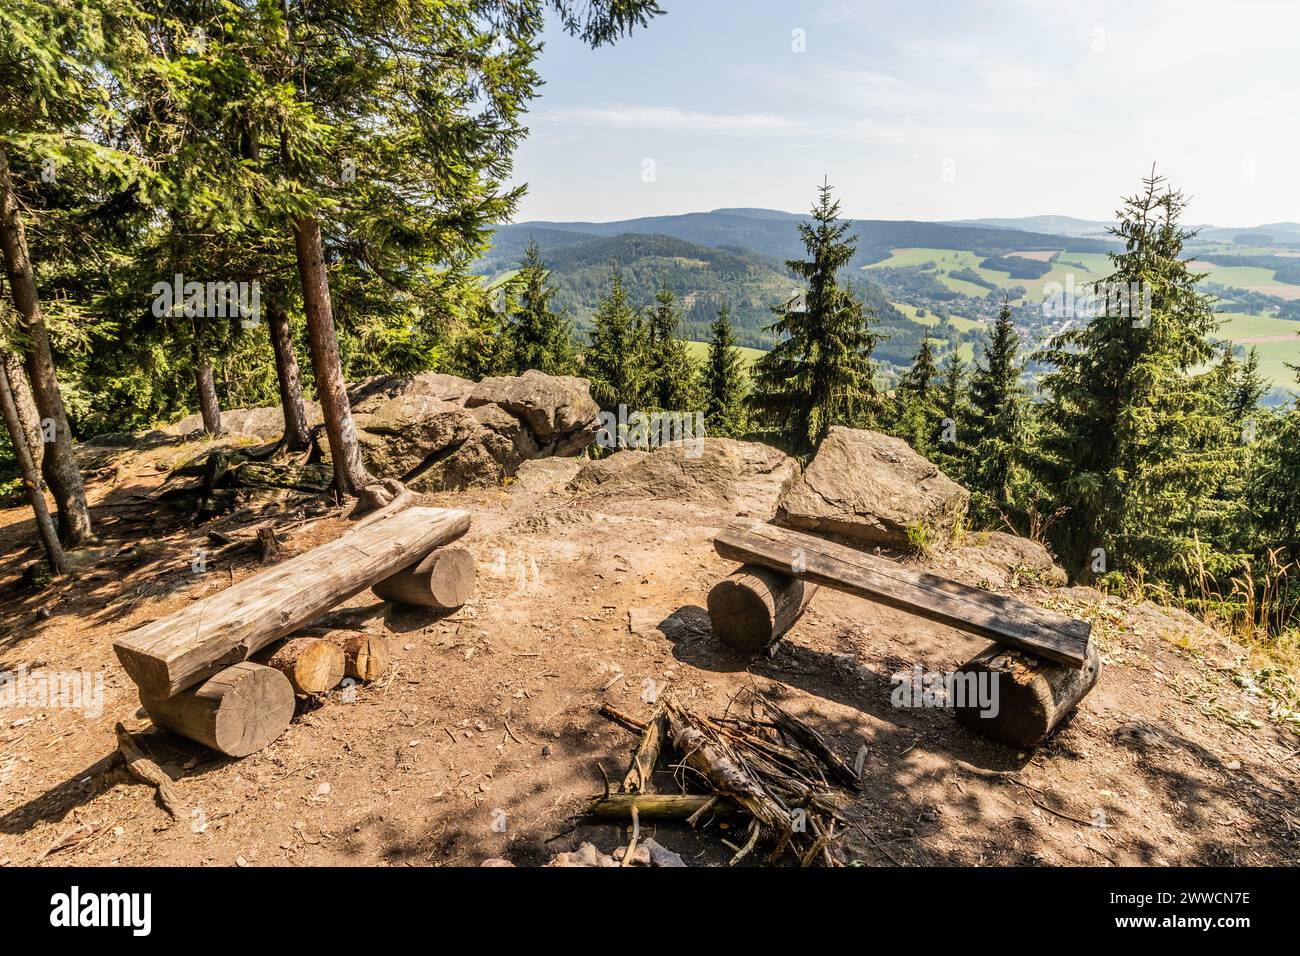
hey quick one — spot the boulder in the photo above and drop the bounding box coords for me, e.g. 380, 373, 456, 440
354, 394, 478, 479
775, 426, 968, 549
161, 403, 322, 440
571, 438, 799, 514
466, 369, 601, 453
929, 531, 1067, 588
350, 371, 474, 413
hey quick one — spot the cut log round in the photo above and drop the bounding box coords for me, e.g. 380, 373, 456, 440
952, 641, 1102, 748
298, 627, 391, 682
707, 564, 818, 652
255, 637, 345, 695
140, 661, 294, 758
373, 546, 475, 609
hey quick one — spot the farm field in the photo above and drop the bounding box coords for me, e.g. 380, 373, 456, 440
1217, 312, 1300, 388
684, 339, 766, 371
866, 246, 1110, 302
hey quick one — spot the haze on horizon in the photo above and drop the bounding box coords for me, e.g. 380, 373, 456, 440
510, 0, 1298, 228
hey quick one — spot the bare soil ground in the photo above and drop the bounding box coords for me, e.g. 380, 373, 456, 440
1, 436, 1298, 867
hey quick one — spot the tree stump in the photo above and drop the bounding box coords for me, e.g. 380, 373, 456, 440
707, 564, 818, 652
373, 546, 475, 609
952, 641, 1102, 748
140, 662, 294, 758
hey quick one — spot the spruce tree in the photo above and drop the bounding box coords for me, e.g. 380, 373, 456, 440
584, 272, 648, 415
505, 240, 576, 376
703, 304, 746, 438
644, 288, 700, 412
1034, 170, 1236, 580
749, 180, 881, 454
967, 299, 1026, 515
890, 336, 940, 457
934, 348, 971, 480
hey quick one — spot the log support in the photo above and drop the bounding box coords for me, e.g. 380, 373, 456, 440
952, 641, 1102, 748
707, 564, 817, 652
140, 662, 295, 758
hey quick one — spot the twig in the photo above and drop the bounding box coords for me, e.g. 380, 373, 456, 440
621, 805, 640, 867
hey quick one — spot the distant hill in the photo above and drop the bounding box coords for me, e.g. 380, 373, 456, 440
946, 215, 1115, 239
477, 230, 967, 369
488, 207, 1116, 270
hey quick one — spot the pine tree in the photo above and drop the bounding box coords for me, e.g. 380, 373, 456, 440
644, 288, 700, 412
505, 240, 576, 376
890, 336, 940, 457
702, 304, 746, 438
1034, 169, 1236, 580
584, 272, 648, 415
967, 299, 1026, 515
749, 180, 881, 454
1250, 375, 1300, 562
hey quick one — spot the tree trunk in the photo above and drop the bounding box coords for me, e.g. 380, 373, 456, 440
0, 356, 67, 574
707, 564, 817, 652
266, 298, 311, 451
0, 143, 93, 546
952, 641, 1102, 748
2, 351, 41, 469
293, 215, 371, 497
192, 342, 222, 436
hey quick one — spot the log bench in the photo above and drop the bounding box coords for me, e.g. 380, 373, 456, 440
708, 517, 1097, 747
113, 506, 473, 756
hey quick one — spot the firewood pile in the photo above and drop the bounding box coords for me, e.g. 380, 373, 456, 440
593, 691, 860, 866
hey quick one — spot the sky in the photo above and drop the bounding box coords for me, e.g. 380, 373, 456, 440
509, 0, 1298, 227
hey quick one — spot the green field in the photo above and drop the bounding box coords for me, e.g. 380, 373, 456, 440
1217, 312, 1300, 388
865, 247, 1112, 302
1192, 262, 1300, 300
684, 340, 766, 370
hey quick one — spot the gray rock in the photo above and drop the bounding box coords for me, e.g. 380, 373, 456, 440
354, 394, 478, 479
466, 369, 600, 452
351, 371, 475, 413
775, 426, 968, 549
571, 439, 799, 514
930, 531, 1067, 588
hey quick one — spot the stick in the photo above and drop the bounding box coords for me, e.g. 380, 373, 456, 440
115, 723, 185, 821
622, 707, 666, 794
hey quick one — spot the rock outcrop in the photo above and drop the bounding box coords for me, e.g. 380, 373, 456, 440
571, 439, 799, 515
775, 426, 968, 549
465, 370, 601, 455
353, 369, 600, 491
929, 531, 1067, 588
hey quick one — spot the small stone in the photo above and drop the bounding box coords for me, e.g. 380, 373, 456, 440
235, 855, 249, 867
315, 782, 331, 796
1226, 760, 1241, 771
541, 744, 553, 757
